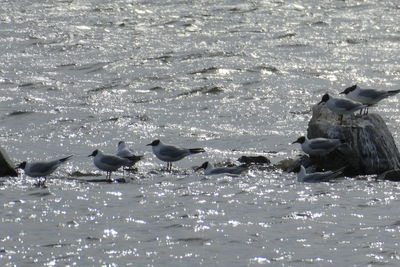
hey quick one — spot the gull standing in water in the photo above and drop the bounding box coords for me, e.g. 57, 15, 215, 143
17, 155, 73, 187
340, 84, 400, 114
292, 136, 344, 157
297, 165, 345, 183
318, 93, 366, 124
195, 161, 248, 175
88, 149, 134, 181
116, 141, 143, 174
146, 139, 205, 171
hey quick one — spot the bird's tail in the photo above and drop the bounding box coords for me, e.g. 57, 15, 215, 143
388, 89, 400, 96
189, 148, 205, 154
59, 155, 73, 163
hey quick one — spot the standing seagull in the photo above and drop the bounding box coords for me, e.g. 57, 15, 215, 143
195, 161, 248, 175
116, 141, 143, 173
17, 155, 73, 187
146, 139, 205, 171
340, 84, 400, 114
88, 149, 134, 182
318, 93, 366, 124
292, 136, 344, 157
297, 165, 345, 183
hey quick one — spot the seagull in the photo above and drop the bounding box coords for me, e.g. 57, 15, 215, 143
88, 149, 134, 181
297, 165, 345, 182
292, 136, 344, 157
146, 139, 205, 171
116, 141, 143, 173
195, 161, 248, 175
16, 155, 73, 187
318, 93, 367, 124
340, 84, 400, 114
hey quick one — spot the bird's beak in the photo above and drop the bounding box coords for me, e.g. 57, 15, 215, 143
88, 154, 93, 157
339, 90, 345, 94
292, 140, 299, 144
146, 143, 152, 146
318, 100, 324, 105
195, 166, 203, 171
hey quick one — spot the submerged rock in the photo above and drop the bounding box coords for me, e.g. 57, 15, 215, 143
0, 147, 18, 177
238, 155, 271, 165
306, 104, 400, 176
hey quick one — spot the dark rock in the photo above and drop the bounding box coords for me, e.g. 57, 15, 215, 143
307, 104, 400, 176
0, 147, 18, 177
238, 155, 271, 165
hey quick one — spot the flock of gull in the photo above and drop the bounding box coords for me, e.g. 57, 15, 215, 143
16, 84, 400, 186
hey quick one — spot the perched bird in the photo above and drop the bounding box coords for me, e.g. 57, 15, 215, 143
292, 136, 344, 157
340, 84, 400, 114
297, 165, 345, 183
88, 149, 134, 181
17, 155, 73, 187
146, 139, 205, 171
195, 161, 248, 175
318, 93, 366, 124
116, 141, 143, 173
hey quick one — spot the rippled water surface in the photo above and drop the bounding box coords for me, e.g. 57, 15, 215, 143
1, 0, 400, 266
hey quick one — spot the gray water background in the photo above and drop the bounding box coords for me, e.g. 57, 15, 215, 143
1, 0, 400, 266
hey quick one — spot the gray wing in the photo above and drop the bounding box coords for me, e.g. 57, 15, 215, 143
159, 145, 188, 158
358, 89, 386, 99
117, 149, 133, 158
210, 166, 247, 175
335, 99, 363, 109
100, 155, 127, 166
29, 161, 58, 173
309, 139, 340, 150
303, 168, 344, 182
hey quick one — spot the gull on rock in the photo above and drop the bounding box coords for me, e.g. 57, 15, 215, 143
146, 139, 205, 171
88, 149, 134, 181
292, 136, 344, 157
340, 84, 400, 114
318, 93, 366, 124
297, 165, 345, 183
17, 155, 73, 187
195, 161, 248, 175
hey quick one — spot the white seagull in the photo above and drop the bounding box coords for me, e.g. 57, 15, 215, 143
116, 141, 143, 172
88, 149, 134, 181
340, 84, 400, 114
146, 139, 205, 171
292, 136, 344, 157
17, 155, 73, 187
318, 93, 367, 124
297, 165, 345, 183
195, 161, 248, 176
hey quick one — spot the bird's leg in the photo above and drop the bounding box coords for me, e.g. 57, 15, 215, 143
338, 115, 343, 125
41, 177, 47, 188
168, 162, 172, 172
107, 171, 113, 182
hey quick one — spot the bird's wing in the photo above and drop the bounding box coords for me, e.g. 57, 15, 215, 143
358, 89, 386, 99
309, 139, 339, 150
100, 155, 126, 166
159, 145, 188, 158
28, 161, 58, 175
335, 99, 363, 110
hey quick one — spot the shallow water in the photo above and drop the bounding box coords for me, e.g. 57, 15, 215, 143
1, 0, 400, 266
